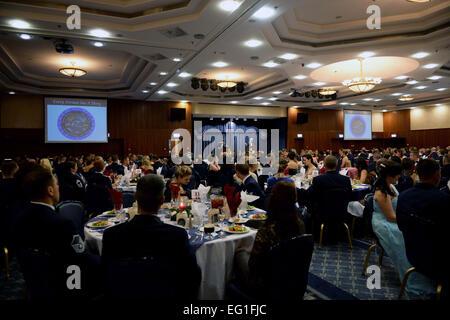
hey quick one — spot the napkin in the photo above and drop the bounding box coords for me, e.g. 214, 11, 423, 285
156, 167, 163, 176
339, 169, 348, 176
169, 183, 181, 200
239, 191, 260, 212
224, 184, 241, 217
347, 201, 364, 218
198, 184, 210, 202
108, 188, 123, 210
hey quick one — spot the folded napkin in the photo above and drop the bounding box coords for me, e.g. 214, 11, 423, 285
224, 184, 241, 217
347, 201, 364, 218
169, 183, 181, 200
239, 191, 259, 213
198, 184, 210, 202
156, 167, 163, 176
339, 169, 348, 176
108, 188, 123, 210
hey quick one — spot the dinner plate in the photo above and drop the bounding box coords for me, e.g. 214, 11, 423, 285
223, 226, 250, 234
228, 217, 249, 224
199, 226, 221, 233
87, 221, 110, 228
249, 214, 267, 221
101, 210, 116, 216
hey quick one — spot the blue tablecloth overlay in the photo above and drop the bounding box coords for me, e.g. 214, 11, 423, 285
351, 186, 371, 201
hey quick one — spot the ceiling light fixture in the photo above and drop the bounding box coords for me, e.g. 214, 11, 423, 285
411, 52, 429, 59
294, 75, 307, 80
414, 86, 427, 89
59, 62, 87, 77
244, 39, 262, 47
343, 58, 381, 93
157, 90, 167, 94
423, 63, 438, 69
160, 72, 168, 75
142, 90, 149, 93
269, 97, 277, 101
90, 29, 110, 38
395, 75, 408, 80
261, 102, 270, 105
406, 80, 418, 85
253, 97, 263, 100
212, 61, 228, 67
172, 58, 182, 62
263, 61, 279, 68
392, 93, 403, 96
280, 53, 298, 60
358, 52, 375, 58
398, 95, 413, 101
436, 88, 447, 91
427, 76, 442, 80
178, 72, 191, 78
93, 41, 104, 47
252, 6, 275, 19
9, 91, 15, 95
306, 62, 322, 69
149, 82, 158, 85
167, 82, 178, 87
9, 20, 30, 29
272, 91, 282, 94
313, 82, 326, 86
363, 98, 374, 101
230, 101, 238, 104
407, 0, 431, 3
219, 0, 241, 12
217, 79, 237, 88
19, 34, 32, 40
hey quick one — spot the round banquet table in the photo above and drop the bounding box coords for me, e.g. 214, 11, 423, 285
84, 206, 261, 300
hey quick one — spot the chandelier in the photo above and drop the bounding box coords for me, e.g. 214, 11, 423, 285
398, 95, 413, 101
319, 88, 337, 96
343, 58, 381, 93
59, 62, 87, 77
217, 77, 237, 88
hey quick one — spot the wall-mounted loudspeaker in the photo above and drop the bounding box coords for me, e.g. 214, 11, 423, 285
296, 112, 308, 124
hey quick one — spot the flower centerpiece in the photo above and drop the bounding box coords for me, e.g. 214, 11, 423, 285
168, 202, 192, 221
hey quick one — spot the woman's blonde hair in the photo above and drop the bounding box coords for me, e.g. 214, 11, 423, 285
40, 158, 52, 172
175, 165, 192, 178
141, 159, 152, 169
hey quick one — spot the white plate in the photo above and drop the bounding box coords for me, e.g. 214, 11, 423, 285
223, 226, 250, 234
101, 210, 116, 216
199, 226, 221, 233
87, 221, 111, 228
249, 214, 267, 221
228, 217, 249, 224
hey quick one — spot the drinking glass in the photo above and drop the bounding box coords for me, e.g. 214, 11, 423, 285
218, 209, 225, 228
204, 223, 215, 240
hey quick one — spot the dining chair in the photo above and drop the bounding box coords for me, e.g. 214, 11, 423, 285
56, 201, 85, 238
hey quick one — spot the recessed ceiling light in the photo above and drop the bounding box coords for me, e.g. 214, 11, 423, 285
382, 110, 388, 112
395, 75, 408, 80
172, 57, 182, 62
272, 91, 282, 94
178, 72, 191, 78
294, 75, 307, 80
313, 82, 326, 86
261, 102, 270, 105
219, 0, 241, 12
149, 82, 158, 85
414, 86, 427, 90
410, 107, 416, 109
435, 104, 442, 106
160, 72, 168, 75
269, 97, 277, 101
306, 62, 322, 69
167, 82, 178, 87
392, 93, 403, 96
9, 91, 15, 95
90, 29, 110, 38
374, 99, 382, 102
358, 51, 375, 58
93, 41, 104, 47
212, 61, 228, 67
253, 97, 263, 100
350, 103, 357, 106
411, 52, 429, 59
142, 90, 149, 93
427, 76, 442, 80
244, 39, 262, 47
340, 102, 349, 105
279, 53, 298, 60
230, 101, 238, 104
180, 100, 188, 103
423, 63, 438, 69
19, 34, 32, 40
263, 61, 279, 68
157, 90, 167, 94
363, 98, 374, 101
9, 20, 30, 29
436, 88, 447, 91
252, 6, 275, 19
406, 80, 418, 85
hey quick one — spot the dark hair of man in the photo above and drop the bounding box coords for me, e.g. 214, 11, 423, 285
267, 181, 304, 239
93, 159, 105, 172
112, 154, 119, 162
235, 163, 250, 176
416, 159, 440, 181
401, 158, 414, 173
324, 155, 337, 169
444, 153, 450, 164
22, 167, 55, 201
135, 175, 164, 213
374, 159, 402, 197
390, 155, 401, 164
287, 151, 297, 160
1, 160, 18, 177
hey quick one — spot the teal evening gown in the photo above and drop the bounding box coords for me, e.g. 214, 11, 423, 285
372, 194, 437, 296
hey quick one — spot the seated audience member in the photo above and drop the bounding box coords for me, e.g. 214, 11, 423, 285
59, 161, 86, 202
287, 150, 301, 174
372, 159, 436, 296
355, 157, 371, 185
368, 152, 380, 174
85, 159, 113, 216
39, 158, 53, 174
122, 156, 130, 172
235, 163, 265, 209
207, 155, 221, 187
164, 166, 193, 201
338, 149, 351, 170
440, 153, 450, 189
437, 149, 446, 167
428, 147, 439, 161
233, 157, 258, 186
266, 159, 294, 192
234, 181, 305, 296
140, 159, 154, 175
82, 154, 96, 181
397, 158, 450, 298
396, 158, 417, 193
102, 175, 201, 299
13, 167, 99, 299
302, 154, 317, 177
151, 155, 167, 176
105, 155, 125, 176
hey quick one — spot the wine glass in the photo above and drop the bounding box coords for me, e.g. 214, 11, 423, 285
204, 223, 215, 240
218, 209, 225, 229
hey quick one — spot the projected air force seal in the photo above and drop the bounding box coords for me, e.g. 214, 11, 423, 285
350, 117, 365, 137
58, 108, 95, 140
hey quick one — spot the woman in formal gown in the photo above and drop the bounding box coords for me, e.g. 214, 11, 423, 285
372, 160, 436, 296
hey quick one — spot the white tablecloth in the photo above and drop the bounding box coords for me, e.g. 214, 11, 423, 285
84, 210, 258, 300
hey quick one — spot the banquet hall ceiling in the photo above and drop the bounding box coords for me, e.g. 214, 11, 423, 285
0, 0, 449, 111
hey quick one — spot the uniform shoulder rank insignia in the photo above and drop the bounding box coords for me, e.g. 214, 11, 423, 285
71, 235, 85, 253
76, 180, 83, 188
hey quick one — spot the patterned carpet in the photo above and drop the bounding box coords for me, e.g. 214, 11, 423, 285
0, 238, 434, 300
